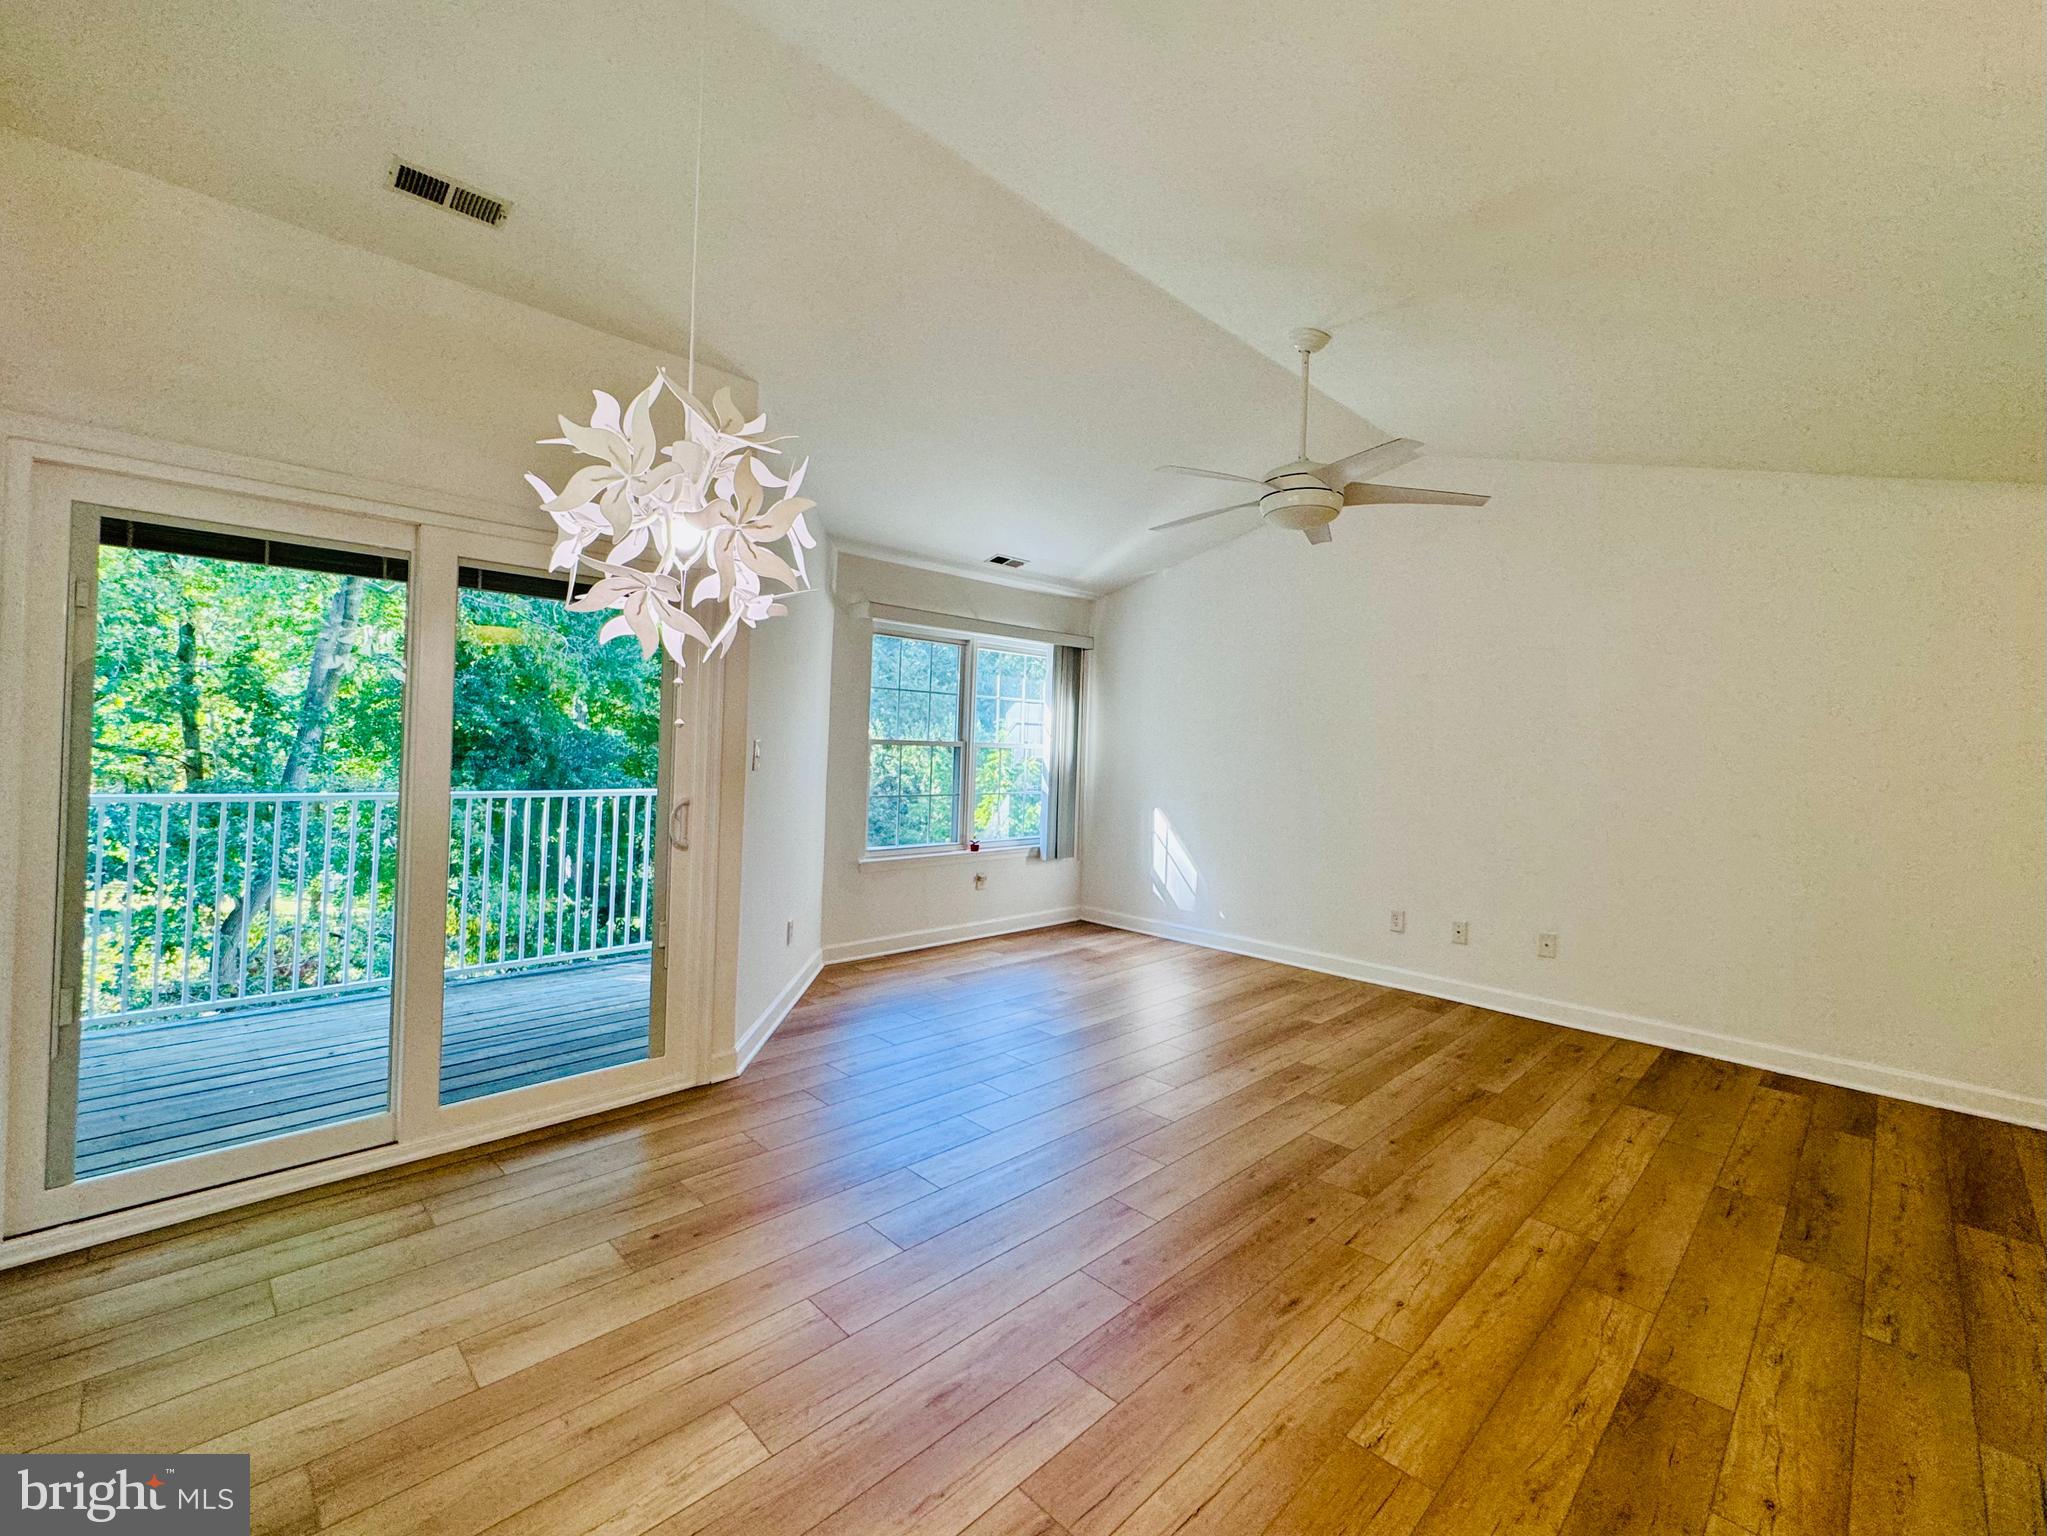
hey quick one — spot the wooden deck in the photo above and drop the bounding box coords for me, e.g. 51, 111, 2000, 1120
74, 956, 652, 1178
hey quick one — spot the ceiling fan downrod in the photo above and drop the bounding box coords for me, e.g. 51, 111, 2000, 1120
1288, 325, 1330, 461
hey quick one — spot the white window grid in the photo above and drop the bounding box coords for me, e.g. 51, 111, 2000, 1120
866, 624, 1050, 856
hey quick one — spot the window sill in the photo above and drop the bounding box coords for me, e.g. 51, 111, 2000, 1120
859, 844, 1040, 867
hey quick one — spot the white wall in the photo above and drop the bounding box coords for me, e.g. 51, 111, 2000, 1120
0, 128, 748, 521
1082, 457, 2046, 1124
823, 552, 1092, 960
0, 127, 810, 1067
733, 537, 836, 1061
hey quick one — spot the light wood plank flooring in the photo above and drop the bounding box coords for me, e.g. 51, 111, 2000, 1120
3, 924, 2041, 1535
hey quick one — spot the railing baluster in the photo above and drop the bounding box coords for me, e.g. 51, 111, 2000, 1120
590, 794, 605, 955
115, 802, 135, 1014
261, 797, 282, 994
83, 784, 655, 1027
583, 794, 602, 955
576, 795, 592, 956
581, 793, 597, 956
340, 797, 361, 983
179, 799, 199, 1006
535, 796, 553, 961
312, 799, 329, 989
146, 801, 169, 1008
635, 791, 649, 943
552, 794, 568, 957
596, 792, 607, 948
367, 797, 385, 985
496, 793, 511, 962
517, 793, 533, 963
457, 794, 474, 968
288, 797, 309, 995
86, 800, 106, 1020
645, 791, 657, 940
234, 799, 254, 998
488, 793, 502, 964
604, 793, 616, 950
210, 798, 228, 1000
477, 794, 495, 966
620, 794, 637, 947
632, 793, 646, 944
496, 793, 514, 965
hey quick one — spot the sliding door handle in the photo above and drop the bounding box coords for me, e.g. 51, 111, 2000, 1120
668, 797, 692, 851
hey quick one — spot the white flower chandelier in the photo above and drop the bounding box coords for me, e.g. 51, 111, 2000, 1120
526, 375, 815, 667
527, 1, 813, 672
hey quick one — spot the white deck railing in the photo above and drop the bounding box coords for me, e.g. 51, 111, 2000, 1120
81, 787, 658, 1026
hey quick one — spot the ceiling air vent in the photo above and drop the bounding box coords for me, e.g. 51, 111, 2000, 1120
986, 554, 1028, 569
387, 158, 511, 228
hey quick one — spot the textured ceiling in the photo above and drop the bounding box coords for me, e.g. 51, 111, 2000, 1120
1, 0, 2037, 596
725, 0, 2043, 484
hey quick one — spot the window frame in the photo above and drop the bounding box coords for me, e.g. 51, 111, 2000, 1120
864, 621, 1052, 859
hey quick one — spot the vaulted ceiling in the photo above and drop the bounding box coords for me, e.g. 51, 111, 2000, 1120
725, 0, 2042, 485
2, 0, 2037, 591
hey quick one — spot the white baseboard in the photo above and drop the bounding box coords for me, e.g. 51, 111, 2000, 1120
824, 907, 1081, 966
720, 949, 824, 1079
1081, 906, 2047, 1130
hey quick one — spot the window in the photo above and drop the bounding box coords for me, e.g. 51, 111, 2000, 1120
972, 644, 1048, 842
867, 628, 1050, 853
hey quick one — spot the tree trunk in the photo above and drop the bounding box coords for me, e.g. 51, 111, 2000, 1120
175, 614, 206, 789
279, 577, 363, 791
214, 577, 364, 989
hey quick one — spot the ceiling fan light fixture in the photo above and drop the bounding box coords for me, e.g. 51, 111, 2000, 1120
1258, 485, 1343, 532
1147, 326, 1491, 544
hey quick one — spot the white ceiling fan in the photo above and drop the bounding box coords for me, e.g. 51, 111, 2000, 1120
1152, 327, 1489, 545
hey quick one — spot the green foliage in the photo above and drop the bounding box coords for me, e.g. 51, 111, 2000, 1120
451, 588, 660, 791
92, 547, 407, 792
89, 549, 659, 796
81, 548, 664, 1024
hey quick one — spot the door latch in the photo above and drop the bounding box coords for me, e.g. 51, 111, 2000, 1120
668, 797, 692, 851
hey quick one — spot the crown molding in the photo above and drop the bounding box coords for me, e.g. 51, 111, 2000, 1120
829, 537, 1102, 601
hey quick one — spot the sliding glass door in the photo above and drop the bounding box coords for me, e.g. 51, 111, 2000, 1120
5, 469, 702, 1236
438, 567, 662, 1105
59, 516, 412, 1183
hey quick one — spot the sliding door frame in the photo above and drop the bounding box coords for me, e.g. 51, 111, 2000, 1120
400, 524, 715, 1142
4, 466, 414, 1230
0, 441, 728, 1250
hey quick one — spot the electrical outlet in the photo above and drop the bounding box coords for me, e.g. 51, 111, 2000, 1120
1451, 921, 1470, 945
1390, 909, 1407, 934
973, 872, 988, 890
1537, 932, 1558, 959
785, 918, 794, 947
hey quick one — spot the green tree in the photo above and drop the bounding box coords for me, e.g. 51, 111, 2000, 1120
450, 588, 660, 791
83, 547, 661, 1017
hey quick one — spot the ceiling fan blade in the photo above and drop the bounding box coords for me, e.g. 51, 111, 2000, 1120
1304, 524, 1334, 546
1149, 500, 1262, 532
1156, 464, 1269, 487
1342, 482, 1490, 508
1317, 438, 1422, 487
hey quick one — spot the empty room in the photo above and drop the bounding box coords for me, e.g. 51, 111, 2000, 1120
0, 2, 2040, 1534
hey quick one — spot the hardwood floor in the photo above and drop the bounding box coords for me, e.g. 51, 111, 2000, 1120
2, 923, 2040, 1535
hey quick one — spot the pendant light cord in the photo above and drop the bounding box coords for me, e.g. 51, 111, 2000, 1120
686, 0, 708, 396
675, 0, 710, 718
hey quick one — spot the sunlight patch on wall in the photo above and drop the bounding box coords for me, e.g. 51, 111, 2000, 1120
1151, 808, 1199, 913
